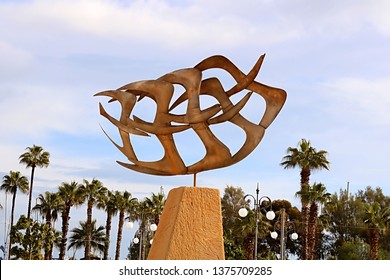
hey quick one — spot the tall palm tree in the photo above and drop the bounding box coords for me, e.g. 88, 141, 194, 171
134, 199, 156, 260
32, 191, 60, 259
98, 190, 118, 260
296, 182, 330, 259
280, 139, 329, 259
19, 145, 50, 220
144, 192, 165, 225
1, 171, 29, 259
363, 202, 390, 260
32, 191, 60, 227
57, 181, 83, 260
67, 220, 106, 259
114, 191, 137, 260
78, 178, 107, 260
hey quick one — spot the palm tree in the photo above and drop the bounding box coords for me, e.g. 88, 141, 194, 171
57, 181, 83, 260
99, 190, 118, 260
19, 145, 50, 220
296, 182, 331, 259
280, 139, 329, 259
114, 191, 137, 260
134, 199, 156, 260
32, 191, 60, 259
67, 220, 106, 259
363, 202, 390, 260
1, 171, 29, 259
78, 178, 107, 260
144, 192, 165, 225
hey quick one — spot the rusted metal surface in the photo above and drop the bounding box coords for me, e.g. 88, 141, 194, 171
95, 54, 286, 176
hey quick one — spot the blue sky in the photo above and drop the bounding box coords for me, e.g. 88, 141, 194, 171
0, 0, 389, 259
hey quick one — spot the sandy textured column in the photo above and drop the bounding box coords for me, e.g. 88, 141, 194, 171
147, 186, 225, 260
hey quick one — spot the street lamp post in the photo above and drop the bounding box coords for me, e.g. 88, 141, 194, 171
132, 221, 157, 260
238, 183, 275, 260
270, 208, 298, 260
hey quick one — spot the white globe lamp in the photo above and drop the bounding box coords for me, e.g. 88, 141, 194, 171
150, 223, 158, 232
291, 232, 298, 240
270, 231, 278, 239
266, 210, 275, 220
126, 222, 134, 229
238, 208, 248, 218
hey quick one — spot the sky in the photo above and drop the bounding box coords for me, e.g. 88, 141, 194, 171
0, 0, 389, 259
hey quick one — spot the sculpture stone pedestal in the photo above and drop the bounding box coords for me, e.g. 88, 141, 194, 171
147, 186, 225, 260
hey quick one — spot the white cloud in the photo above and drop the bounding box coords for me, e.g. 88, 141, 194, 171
362, 0, 390, 36
0, 0, 388, 194
0, 84, 100, 139
0, 0, 304, 53
274, 0, 390, 38
324, 77, 390, 126
0, 41, 34, 79
0, 144, 26, 174
1, 0, 389, 55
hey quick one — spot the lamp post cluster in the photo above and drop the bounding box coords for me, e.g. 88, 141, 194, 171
127, 219, 157, 260
238, 184, 298, 260
238, 183, 275, 260
270, 208, 298, 260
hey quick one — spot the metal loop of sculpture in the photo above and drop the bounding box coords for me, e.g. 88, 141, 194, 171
95, 54, 286, 177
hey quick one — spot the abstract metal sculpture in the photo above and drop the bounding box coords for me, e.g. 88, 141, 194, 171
95, 54, 286, 178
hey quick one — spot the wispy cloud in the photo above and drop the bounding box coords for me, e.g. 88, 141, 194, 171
0, 0, 388, 192
1, 0, 389, 260
0, 41, 34, 79
324, 77, 390, 126
0, 0, 303, 54
0, 84, 100, 138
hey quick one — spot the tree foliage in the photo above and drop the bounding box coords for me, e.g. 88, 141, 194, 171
19, 145, 50, 220
322, 186, 390, 259
67, 220, 106, 259
10, 215, 59, 260
281, 138, 330, 259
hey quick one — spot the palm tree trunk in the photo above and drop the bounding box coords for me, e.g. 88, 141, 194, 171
84, 201, 93, 260
244, 235, 255, 260
27, 166, 35, 220
300, 168, 310, 260
301, 205, 309, 260
104, 212, 112, 260
44, 212, 52, 260
59, 206, 70, 260
115, 210, 125, 260
314, 222, 320, 259
308, 203, 318, 260
8, 192, 17, 259
369, 229, 380, 260
49, 241, 54, 260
